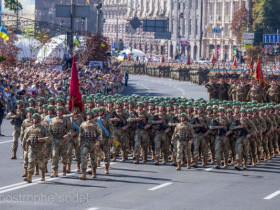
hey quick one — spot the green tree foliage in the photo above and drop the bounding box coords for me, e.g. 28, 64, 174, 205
4, 0, 23, 13
231, 2, 248, 43
253, 0, 280, 44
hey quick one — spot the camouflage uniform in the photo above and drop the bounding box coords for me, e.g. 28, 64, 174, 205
49, 114, 73, 177
172, 117, 194, 170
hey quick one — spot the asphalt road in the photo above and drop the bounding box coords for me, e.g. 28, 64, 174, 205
123, 75, 209, 99
0, 76, 279, 210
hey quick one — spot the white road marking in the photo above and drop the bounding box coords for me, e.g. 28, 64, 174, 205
204, 167, 214, 172
263, 190, 280, 200
148, 182, 173, 191
87, 208, 99, 210
0, 140, 13, 145
0, 172, 75, 194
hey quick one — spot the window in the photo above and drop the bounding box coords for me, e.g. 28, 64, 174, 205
188, 19, 192, 36
195, 19, 198, 36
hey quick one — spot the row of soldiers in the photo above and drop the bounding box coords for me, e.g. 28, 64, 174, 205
205, 79, 280, 103
6, 94, 280, 182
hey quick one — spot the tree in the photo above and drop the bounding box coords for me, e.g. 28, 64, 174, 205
252, 0, 280, 44
231, 2, 248, 44
4, 0, 23, 12
0, 31, 19, 66
246, 46, 263, 61
78, 33, 111, 65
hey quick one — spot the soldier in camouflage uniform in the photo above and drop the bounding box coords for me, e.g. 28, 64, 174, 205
127, 102, 150, 164
66, 106, 84, 173
148, 102, 170, 165
6, 100, 26, 159
191, 106, 208, 167
205, 106, 216, 164
172, 113, 194, 170
22, 113, 50, 183
79, 110, 99, 180
209, 108, 229, 169
96, 106, 111, 174
36, 97, 45, 115
225, 108, 236, 165
109, 100, 129, 162
20, 107, 35, 177
49, 106, 74, 177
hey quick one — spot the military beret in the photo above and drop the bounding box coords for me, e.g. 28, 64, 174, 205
56, 98, 64, 102
32, 113, 41, 118
26, 107, 35, 113
240, 108, 246, 113
180, 113, 187, 117
37, 97, 45, 102
28, 98, 35, 103
56, 106, 64, 111
47, 98, 55, 102
98, 107, 105, 112
16, 100, 24, 104
206, 106, 213, 111
47, 105, 55, 110
226, 108, 233, 113
137, 102, 143, 106
42, 104, 48, 108
86, 110, 93, 115
218, 108, 224, 112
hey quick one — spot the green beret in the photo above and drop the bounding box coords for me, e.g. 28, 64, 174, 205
47, 105, 54, 111
87, 99, 93, 103
56, 106, 64, 111
28, 98, 35, 103
96, 99, 103, 104
47, 98, 55, 102
240, 108, 246, 113
186, 105, 192, 109
246, 109, 252, 113
92, 108, 98, 114
158, 102, 165, 106
180, 113, 187, 117
26, 107, 35, 113
115, 100, 122, 104
218, 108, 225, 112
226, 108, 233, 113
32, 113, 41, 118
56, 98, 63, 102
37, 97, 45, 102
16, 100, 24, 104
137, 102, 143, 106
206, 106, 213, 111
212, 105, 218, 109
86, 110, 93, 115
42, 104, 48, 108
98, 107, 105, 112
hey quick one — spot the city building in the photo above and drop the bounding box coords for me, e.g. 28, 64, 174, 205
103, 0, 171, 55
1, 0, 100, 33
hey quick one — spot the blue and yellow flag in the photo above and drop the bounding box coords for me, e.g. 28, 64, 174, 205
0, 27, 9, 41
87, 0, 90, 5
74, 36, 80, 47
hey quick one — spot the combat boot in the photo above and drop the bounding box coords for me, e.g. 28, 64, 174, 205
62, 165, 67, 176
121, 151, 126, 162
26, 172, 32, 183
231, 157, 235, 166
66, 163, 71, 173
151, 151, 155, 160
154, 157, 159, 165
41, 170, 45, 181
34, 165, 39, 175
76, 163, 81, 172
22, 168, 27, 177
112, 154, 117, 162
215, 160, 221, 169
243, 160, 248, 169
50, 167, 58, 178
187, 159, 191, 169
234, 162, 241, 171
162, 156, 167, 164
143, 154, 147, 163
176, 162, 181, 171
134, 156, 139, 164
263, 152, 267, 161
105, 164, 109, 174
224, 159, 228, 168
210, 154, 214, 164
97, 160, 101, 167
192, 158, 198, 168
202, 157, 207, 167
92, 168, 97, 178
11, 151, 17, 159
79, 169, 86, 180
252, 157, 256, 167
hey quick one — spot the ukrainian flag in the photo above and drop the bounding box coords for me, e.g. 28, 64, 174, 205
0, 27, 9, 41
74, 36, 80, 47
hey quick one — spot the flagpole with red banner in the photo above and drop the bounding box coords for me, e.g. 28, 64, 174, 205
255, 56, 265, 87
249, 57, 254, 76
212, 52, 216, 67
187, 54, 191, 65
68, 56, 83, 112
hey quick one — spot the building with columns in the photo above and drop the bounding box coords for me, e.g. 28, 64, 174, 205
103, 0, 171, 55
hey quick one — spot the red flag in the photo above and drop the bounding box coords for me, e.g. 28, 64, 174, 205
68, 56, 83, 112
187, 54, 191, 65
212, 53, 216, 67
249, 57, 254, 76
233, 56, 237, 70
255, 56, 265, 87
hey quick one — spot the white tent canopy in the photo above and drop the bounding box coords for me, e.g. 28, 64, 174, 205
16, 35, 41, 59
36, 35, 68, 64
120, 48, 145, 57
